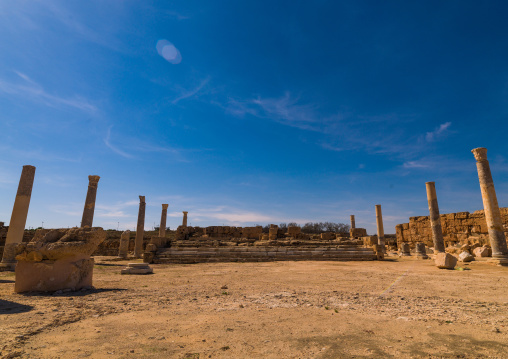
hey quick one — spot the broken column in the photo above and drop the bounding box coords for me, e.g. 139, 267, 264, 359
399, 242, 411, 256
182, 211, 188, 227
81, 175, 100, 228
134, 196, 146, 258
472, 148, 508, 262
415, 242, 429, 259
425, 182, 446, 253
375, 205, 385, 248
118, 230, 130, 258
0, 165, 36, 270
159, 204, 169, 237
268, 224, 278, 241
350, 215, 355, 229
14, 227, 106, 292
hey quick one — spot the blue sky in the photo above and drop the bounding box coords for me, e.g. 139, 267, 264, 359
1, 1, 508, 234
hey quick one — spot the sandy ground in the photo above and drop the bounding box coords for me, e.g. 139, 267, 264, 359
1, 256, 507, 359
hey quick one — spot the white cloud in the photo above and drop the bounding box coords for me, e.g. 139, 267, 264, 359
172, 77, 210, 104
403, 161, 430, 169
103, 127, 134, 159
425, 122, 451, 142
0, 72, 97, 112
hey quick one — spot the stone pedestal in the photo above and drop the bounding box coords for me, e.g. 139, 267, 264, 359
15, 254, 94, 293
399, 242, 411, 256
159, 204, 169, 237
472, 148, 508, 262
1, 165, 36, 270
350, 215, 355, 229
121, 263, 153, 275
81, 175, 100, 228
134, 196, 146, 258
182, 211, 188, 227
415, 242, 428, 259
425, 182, 446, 253
118, 230, 130, 258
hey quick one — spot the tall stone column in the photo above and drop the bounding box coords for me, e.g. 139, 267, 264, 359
1, 165, 36, 269
159, 204, 168, 237
425, 182, 446, 253
472, 148, 508, 260
350, 215, 355, 229
134, 196, 146, 258
81, 175, 100, 228
375, 205, 385, 247
182, 211, 188, 227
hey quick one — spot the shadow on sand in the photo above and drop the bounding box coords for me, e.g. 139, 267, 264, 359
20, 287, 128, 298
0, 299, 34, 314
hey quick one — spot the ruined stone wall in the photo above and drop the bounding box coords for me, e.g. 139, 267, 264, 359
395, 208, 508, 248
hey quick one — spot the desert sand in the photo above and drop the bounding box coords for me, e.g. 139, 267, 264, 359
1, 256, 507, 359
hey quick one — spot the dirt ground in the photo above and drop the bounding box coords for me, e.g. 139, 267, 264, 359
1, 255, 507, 359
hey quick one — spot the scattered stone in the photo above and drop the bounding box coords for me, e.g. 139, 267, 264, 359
435, 252, 457, 269
459, 251, 474, 262
473, 246, 491, 258
121, 263, 153, 275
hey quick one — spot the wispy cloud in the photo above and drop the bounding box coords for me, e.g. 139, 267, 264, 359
226, 92, 323, 131
103, 127, 134, 159
425, 122, 451, 142
95, 200, 139, 219
403, 161, 430, 169
0, 72, 97, 112
172, 77, 210, 104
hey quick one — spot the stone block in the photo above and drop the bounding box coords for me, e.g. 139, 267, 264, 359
473, 246, 491, 257
435, 252, 457, 269
350, 228, 367, 238
121, 263, 153, 275
320, 232, 336, 241
287, 226, 301, 236
15, 255, 94, 293
459, 251, 474, 262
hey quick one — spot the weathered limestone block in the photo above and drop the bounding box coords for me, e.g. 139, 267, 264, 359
415, 242, 428, 259
242, 226, 263, 239
350, 228, 367, 238
15, 254, 94, 293
435, 252, 457, 269
287, 226, 301, 236
268, 225, 278, 241
459, 251, 474, 262
473, 246, 491, 257
118, 230, 130, 258
320, 232, 336, 241
14, 227, 105, 293
399, 242, 411, 256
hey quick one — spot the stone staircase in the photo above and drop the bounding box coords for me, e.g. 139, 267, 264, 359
151, 244, 376, 264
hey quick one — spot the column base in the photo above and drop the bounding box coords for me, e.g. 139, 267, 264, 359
487, 256, 508, 267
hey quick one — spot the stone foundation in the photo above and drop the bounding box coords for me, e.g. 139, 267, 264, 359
15, 254, 93, 293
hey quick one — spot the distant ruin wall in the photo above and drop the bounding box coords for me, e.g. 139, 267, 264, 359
395, 208, 508, 248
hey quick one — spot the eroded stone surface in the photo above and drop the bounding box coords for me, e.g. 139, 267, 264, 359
435, 252, 457, 269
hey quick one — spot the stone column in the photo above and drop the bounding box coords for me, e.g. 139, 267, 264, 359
375, 205, 385, 247
118, 230, 130, 258
159, 204, 168, 237
472, 148, 508, 259
1, 165, 36, 268
182, 211, 188, 227
350, 215, 355, 229
81, 175, 100, 228
134, 196, 146, 258
425, 182, 446, 253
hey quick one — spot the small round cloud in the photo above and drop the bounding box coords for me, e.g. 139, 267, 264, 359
156, 39, 182, 64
